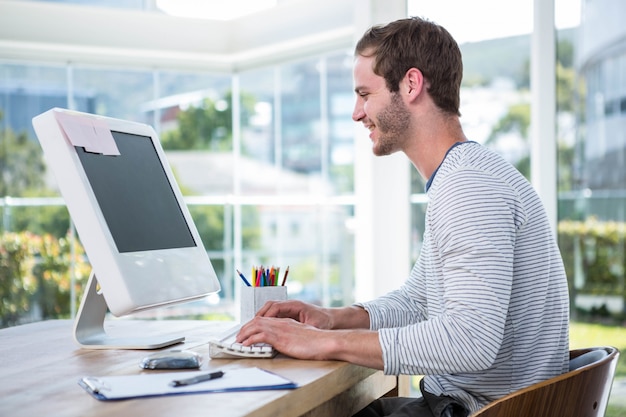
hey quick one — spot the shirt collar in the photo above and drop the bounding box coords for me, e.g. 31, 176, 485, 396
425, 141, 475, 192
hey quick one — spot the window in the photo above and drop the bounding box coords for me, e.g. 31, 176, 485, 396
0, 48, 356, 324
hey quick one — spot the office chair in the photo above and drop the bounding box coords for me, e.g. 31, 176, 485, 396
472, 346, 620, 417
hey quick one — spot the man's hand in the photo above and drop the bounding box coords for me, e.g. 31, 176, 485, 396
236, 315, 384, 369
256, 299, 371, 330
256, 299, 334, 329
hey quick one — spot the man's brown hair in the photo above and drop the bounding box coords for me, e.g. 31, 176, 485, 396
355, 17, 463, 116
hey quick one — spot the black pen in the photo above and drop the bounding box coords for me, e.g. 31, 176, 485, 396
170, 371, 224, 387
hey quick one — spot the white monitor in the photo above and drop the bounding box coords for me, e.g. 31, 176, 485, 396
32, 108, 221, 349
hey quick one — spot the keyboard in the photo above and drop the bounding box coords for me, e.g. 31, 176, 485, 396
208, 325, 277, 359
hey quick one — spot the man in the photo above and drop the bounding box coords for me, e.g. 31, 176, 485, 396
237, 17, 570, 417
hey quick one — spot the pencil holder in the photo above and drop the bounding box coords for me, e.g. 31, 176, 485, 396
240, 286, 287, 323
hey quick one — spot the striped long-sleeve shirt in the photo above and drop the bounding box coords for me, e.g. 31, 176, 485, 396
359, 141, 570, 413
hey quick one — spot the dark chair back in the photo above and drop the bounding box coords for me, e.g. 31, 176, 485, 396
472, 346, 619, 417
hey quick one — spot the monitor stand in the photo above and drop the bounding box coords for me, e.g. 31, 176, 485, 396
73, 271, 185, 349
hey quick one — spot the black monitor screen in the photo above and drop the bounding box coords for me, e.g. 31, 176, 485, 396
75, 131, 196, 253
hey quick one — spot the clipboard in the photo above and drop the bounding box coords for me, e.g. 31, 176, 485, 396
79, 367, 297, 401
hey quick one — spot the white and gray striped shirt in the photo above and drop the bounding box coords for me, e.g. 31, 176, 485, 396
360, 142, 570, 413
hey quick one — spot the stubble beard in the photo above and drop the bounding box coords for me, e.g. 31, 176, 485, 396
372, 92, 411, 157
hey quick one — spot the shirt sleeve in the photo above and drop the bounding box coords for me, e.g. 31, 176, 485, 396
357, 260, 429, 329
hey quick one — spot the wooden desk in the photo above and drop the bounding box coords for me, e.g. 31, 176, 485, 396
0, 320, 396, 417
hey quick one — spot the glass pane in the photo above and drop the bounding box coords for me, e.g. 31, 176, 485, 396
0, 63, 67, 143
0, 62, 69, 234
282, 59, 321, 174
238, 67, 274, 159
149, 70, 231, 136
72, 66, 152, 120
327, 51, 355, 195
238, 54, 354, 196
560, 1, 626, 410
241, 204, 354, 307
154, 71, 234, 197
565, 12, 626, 314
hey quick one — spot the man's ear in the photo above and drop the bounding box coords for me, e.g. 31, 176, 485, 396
405, 68, 425, 100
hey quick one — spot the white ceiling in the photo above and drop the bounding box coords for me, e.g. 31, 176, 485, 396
0, 0, 362, 72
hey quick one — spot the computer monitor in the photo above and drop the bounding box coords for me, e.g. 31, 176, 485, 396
32, 108, 221, 349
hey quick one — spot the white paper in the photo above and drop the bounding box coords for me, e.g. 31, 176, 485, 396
79, 367, 297, 400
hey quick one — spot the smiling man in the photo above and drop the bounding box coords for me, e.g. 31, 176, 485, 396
237, 17, 570, 417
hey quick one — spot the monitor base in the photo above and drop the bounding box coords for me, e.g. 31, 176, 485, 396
73, 271, 185, 350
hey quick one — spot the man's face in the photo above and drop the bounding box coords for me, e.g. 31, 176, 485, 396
352, 54, 411, 156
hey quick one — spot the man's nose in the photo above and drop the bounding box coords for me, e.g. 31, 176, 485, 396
352, 101, 364, 122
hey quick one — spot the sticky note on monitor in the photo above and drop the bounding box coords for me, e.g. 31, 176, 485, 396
54, 111, 120, 156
